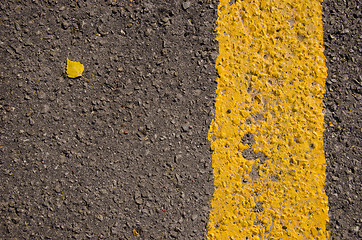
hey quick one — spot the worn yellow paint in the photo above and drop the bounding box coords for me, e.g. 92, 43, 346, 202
207, 0, 329, 239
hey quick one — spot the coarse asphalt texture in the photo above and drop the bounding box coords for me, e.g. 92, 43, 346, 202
0, 0, 360, 239
323, 0, 361, 239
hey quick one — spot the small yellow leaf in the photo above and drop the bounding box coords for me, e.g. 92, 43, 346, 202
66, 58, 84, 78
132, 228, 139, 236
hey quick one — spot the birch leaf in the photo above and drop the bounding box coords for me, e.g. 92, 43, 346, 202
66, 58, 84, 78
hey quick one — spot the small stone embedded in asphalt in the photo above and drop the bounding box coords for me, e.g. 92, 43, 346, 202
209, 52, 218, 63
76, 130, 85, 140
59, 155, 66, 164
41, 104, 50, 114
97, 24, 108, 36
145, 28, 152, 36
54, 184, 61, 193
62, 21, 70, 29
135, 191, 143, 205
96, 214, 104, 221
181, 123, 190, 132
182, 1, 191, 10
174, 154, 183, 163
37, 91, 46, 99
170, 230, 178, 238
28, 118, 34, 125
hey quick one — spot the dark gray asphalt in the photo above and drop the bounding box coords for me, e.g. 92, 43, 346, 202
323, 0, 361, 239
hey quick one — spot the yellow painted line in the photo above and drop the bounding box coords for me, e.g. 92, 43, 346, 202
207, 0, 329, 239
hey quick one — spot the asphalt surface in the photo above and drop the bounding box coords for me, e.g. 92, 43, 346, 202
323, 0, 361, 239
0, 0, 360, 239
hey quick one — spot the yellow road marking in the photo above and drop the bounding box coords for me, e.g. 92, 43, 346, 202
207, 0, 329, 239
